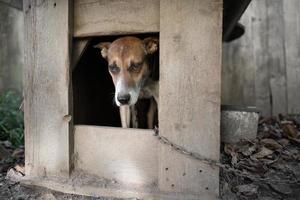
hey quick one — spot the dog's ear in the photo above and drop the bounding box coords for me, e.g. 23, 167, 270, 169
143, 37, 159, 55
94, 42, 111, 59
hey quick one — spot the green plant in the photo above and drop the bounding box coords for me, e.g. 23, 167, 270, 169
0, 90, 24, 147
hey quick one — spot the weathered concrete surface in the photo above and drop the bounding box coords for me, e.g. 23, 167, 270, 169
0, 1, 24, 92
221, 108, 259, 144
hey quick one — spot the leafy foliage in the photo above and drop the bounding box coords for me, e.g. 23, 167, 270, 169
0, 90, 24, 147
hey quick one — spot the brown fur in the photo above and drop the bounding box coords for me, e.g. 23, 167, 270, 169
95, 37, 157, 94
95, 36, 159, 128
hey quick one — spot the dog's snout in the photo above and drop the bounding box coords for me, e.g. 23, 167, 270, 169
117, 94, 131, 105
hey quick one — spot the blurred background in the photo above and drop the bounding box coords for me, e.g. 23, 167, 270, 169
0, 0, 23, 93
222, 0, 300, 117
0, 0, 23, 149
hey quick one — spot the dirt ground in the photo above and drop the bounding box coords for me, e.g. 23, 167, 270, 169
0, 115, 299, 200
0, 143, 121, 200
0, 174, 119, 200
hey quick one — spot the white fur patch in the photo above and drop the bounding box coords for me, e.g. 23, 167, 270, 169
115, 78, 140, 106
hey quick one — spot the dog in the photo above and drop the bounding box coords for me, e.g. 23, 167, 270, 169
95, 36, 159, 128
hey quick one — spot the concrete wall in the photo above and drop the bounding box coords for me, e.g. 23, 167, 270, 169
0, 1, 24, 92
222, 0, 300, 116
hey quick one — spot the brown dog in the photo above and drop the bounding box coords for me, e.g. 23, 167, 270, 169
95, 36, 159, 128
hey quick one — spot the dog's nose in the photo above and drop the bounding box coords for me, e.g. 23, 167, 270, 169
117, 94, 131, 105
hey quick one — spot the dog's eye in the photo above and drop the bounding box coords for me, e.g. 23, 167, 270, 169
128, 63, 142, 72
108, 64, 120, 74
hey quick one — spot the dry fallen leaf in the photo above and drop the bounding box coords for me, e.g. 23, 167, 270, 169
260, 138, 282, 150
224, 143, 235, 155
221, 115, 300, 199
282, 124, 298, 138
235, 184, 258, 196
288, 137, 300, 144
259, 117, 271, 124
251, 147, 274, 159
5, 168, 24, 183
236, 159, 266, 174
224, 144, 238, 165
12, 148, 24, 158
277, 138, 290, 147
269, 183, 292, 195
239, 145, 257, 157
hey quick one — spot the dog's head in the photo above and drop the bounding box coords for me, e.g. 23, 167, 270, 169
95, 36, 158, 106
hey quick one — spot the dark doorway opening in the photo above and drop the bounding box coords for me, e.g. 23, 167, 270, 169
73, 33, 159, 128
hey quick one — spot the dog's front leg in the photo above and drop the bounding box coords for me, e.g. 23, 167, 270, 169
130, 106, 138, 128
120, 105, 130, 128
147, 98, 157, 129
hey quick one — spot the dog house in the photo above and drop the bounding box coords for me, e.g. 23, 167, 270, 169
23, 0, 226, 199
